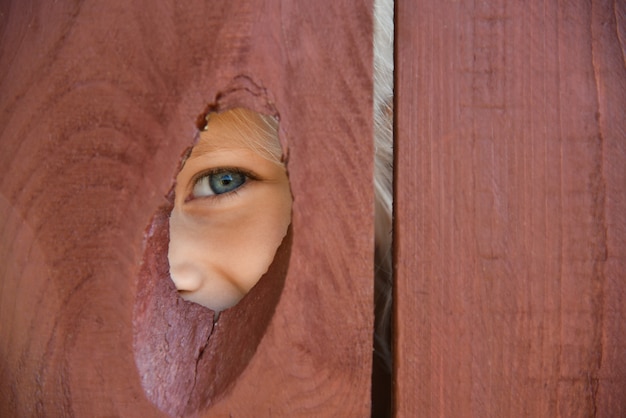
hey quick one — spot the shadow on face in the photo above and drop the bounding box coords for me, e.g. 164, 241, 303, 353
168, 108, 292, 314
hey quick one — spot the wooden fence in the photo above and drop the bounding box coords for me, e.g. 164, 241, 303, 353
1, 0, 624, 416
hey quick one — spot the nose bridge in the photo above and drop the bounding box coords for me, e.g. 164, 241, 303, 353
168, 209, 211, 292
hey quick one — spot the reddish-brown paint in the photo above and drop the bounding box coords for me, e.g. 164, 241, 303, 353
3, 0, 624, 416
0, 0, 374, 416
394, 0, 626, 416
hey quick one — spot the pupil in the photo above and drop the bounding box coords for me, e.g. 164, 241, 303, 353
220, 174, 233, 186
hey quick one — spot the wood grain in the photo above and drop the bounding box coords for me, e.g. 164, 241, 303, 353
0, 0, 374, 416
394, 0, 626, 416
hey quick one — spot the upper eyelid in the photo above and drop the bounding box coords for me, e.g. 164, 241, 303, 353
189, 167, 259, 186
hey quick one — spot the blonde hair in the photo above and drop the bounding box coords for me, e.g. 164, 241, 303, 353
373, 0, 394, 377
198, 108, 282, 165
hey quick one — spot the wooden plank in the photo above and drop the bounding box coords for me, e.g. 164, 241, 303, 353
0, 0, 374, 416
394, 0, 626, 416
591, 1, 626, 415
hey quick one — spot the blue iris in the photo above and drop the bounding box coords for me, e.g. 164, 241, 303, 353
208, 170, 247, 194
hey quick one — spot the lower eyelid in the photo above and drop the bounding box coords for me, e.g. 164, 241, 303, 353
186, 187, 246, 207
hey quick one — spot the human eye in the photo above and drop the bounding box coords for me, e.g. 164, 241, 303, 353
190, 168, 251, 199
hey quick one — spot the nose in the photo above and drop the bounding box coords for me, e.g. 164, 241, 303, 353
169, 263, 204, 293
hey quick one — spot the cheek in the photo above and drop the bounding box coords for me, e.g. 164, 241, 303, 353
168, 212, 247, 311
222, 193, 292, 289
167, 186, 291, 312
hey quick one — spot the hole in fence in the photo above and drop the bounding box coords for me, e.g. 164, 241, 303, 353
134, 107, 292, 416
168, 108, 292, 315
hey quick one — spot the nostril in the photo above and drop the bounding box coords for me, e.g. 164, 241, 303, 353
169, 264, 204, 293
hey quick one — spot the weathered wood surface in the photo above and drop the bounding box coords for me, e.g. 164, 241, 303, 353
395, 0, 626, 416
0, 0, 374, 416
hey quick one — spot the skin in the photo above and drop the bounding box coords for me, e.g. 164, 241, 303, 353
168, 110, 292, 313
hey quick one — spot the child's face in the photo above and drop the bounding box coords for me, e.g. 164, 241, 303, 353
168, 111, 292, 313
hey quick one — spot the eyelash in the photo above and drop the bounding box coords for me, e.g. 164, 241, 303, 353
187, 167, 258, 202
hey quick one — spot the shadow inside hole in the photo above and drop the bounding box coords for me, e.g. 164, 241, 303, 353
133, 109, 292, 417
